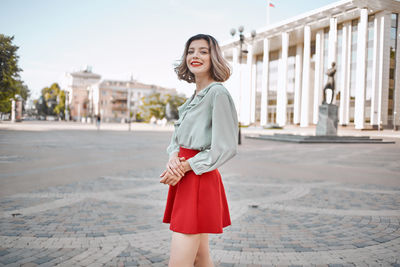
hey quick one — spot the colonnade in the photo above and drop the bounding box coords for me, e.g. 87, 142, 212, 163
228, 9, 396, 129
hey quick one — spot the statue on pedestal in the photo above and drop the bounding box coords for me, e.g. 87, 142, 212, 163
317, 62, 338, 136
323, 62, 336, 105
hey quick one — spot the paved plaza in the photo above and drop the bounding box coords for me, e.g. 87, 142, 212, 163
0, 122, 400, 266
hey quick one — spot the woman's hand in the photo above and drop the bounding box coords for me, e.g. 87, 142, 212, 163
160, 158, 192, 186
180, 160, 192, 173
159, 171, 180, 186
159, 169, 182, 186
166, 154, 186, 177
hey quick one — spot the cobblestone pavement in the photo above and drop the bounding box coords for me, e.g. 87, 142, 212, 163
0, 124, 400, 266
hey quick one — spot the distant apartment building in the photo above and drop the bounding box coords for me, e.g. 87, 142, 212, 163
66, 68, 176, 122
66, 68, 101, 121
222, 0, 400, 130
93, 79, 176, 122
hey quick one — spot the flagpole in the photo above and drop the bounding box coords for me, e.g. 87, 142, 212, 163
267, 0, 270, 26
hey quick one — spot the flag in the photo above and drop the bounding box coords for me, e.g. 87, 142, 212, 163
266, 1, 275, 26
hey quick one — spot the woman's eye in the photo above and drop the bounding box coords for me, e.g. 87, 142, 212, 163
188, 51, 194, 54
201, 51, 208, 54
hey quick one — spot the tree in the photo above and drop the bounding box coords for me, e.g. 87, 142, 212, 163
139, 92, 165, 121
0, 34, 29, 114
165, 93, 187, 120
54, 90, 66, 118
37, 83, 67, 119
138, 92, 186, 122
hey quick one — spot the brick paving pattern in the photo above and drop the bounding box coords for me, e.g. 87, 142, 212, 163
0, 123, 399, 266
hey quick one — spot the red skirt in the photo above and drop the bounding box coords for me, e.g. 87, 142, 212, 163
162, 147, 231, 234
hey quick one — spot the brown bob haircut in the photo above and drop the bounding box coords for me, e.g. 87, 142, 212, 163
175, 34, 231, 83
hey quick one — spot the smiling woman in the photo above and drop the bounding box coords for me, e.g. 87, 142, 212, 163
159, 34, 238, 267
175, 34, 231, 84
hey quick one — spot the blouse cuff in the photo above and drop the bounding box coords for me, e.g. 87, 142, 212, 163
187, 157, 203, 175
168, 149, 180, 158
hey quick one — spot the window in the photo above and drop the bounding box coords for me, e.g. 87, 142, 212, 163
366, 15, 375, 101
268, 51, 279, 92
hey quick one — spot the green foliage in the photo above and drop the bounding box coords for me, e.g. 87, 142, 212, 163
54, 90, 66, 116
139, 92, 165, 121
36, 83, 67, 119
0, 34, 30, 113
135, 112, 144, 122
165, 93, 187, 120
138, 92, 186, 122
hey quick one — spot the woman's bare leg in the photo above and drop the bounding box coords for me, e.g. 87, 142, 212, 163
194, 234, 214, 267
169, 232, 201, 267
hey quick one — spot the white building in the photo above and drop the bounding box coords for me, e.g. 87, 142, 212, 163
66, 67, 102, 121
222, 0, 400, 130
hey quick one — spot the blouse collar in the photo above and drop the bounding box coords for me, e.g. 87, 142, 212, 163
194, 81, 221, 98
174, 82, 221, 127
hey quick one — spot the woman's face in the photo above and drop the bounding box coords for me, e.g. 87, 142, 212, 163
186, 39, 211, 77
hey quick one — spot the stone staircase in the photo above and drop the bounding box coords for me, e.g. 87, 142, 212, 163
246, 133, 396, 144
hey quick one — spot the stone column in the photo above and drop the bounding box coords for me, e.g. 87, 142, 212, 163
230, 47, 240, 120
277, 31, 289, 127
328, 17, 338, 66
241, 44, 253, 126
394, 13, 400, 129
354, 8, 368, 129
250, 55, 257, 124
370, 15, 380, 126
11, 99, 16, 122
313, 29, 324, 124
339, 22, 351, 125
260, 38, 270, 126
300, 25, 311, 127
377, 11, 391, 127
293, 44, 303, 124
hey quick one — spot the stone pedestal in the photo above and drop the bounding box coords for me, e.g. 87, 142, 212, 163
316, 104, 338, 136
15, 98, 22, 121
11, 99, 16, 122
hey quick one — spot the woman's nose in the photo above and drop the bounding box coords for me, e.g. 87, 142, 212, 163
192, 51, 200, 58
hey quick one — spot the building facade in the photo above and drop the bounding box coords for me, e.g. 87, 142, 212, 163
66, 68, 102, 122
222, 0, 400, 130
66, 68, 177, 122
93, 80, 176, 122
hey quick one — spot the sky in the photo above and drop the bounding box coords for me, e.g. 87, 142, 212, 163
1, 0, 338, 99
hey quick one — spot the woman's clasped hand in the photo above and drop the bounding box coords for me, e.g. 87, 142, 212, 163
160, 155, 191, 186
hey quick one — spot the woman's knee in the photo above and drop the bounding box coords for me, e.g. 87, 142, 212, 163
194, 253, 213, 267
194, 234, 213, 266
194, 248, 207, 261
169, 232, 201, 267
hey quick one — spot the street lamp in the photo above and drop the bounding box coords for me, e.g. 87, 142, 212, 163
230, 26, 256, 145
65, 91, 70, 121
127, 88, 132, 131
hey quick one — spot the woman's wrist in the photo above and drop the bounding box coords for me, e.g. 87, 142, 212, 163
182, 160, 192, 173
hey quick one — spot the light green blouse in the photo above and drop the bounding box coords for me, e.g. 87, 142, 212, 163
167, 82, 238, 175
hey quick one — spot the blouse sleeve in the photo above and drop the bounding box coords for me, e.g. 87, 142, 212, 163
187, 92, 238, 175
166, 126, 180, 157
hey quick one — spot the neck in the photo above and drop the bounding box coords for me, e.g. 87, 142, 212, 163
195, 75, 215, 95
